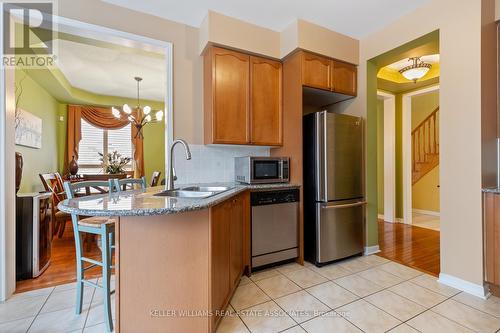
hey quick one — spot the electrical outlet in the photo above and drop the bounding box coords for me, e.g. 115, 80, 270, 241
59, 116, 64, 121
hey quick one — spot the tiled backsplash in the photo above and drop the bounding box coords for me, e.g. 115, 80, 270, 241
172, 144, 270, 184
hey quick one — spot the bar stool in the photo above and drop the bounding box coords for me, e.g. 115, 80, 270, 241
113, 176, 147, 192
63, 180, 116, 333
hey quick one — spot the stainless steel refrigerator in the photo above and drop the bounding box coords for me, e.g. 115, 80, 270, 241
303, 111, 365, 266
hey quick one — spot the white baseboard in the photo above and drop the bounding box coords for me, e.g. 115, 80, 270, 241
395, 218, 404, 223
378, 214, 384, 220
438, 273, 490, 299
364, 245, 380, 255
413, 209, 440, 217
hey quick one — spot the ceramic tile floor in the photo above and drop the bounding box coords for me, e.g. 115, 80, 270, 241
412, 212, 440, 231
2, 256, 500, 333
0, 276, 115, 333
219, 256, 500, 333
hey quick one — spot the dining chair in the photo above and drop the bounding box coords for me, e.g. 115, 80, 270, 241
63, 180, 115, 333
150, 171, 161, 187
39, 172, 71, 238
113, 177, 147, 192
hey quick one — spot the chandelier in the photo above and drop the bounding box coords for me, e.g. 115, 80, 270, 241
399, 57, 432, 83
112, 76, 163, 138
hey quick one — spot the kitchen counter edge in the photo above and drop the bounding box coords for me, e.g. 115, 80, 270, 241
57, 183, 301, 217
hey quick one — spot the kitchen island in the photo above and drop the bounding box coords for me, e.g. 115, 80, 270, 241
59, 183, 300, 333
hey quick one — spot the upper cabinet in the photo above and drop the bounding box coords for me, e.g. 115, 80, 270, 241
250, 56, 282, 146
204, 46, 282, 146
300, 51, 357, 97
302, 52, 332, 90
204, 47, 250, 145
332, 60, 357, 96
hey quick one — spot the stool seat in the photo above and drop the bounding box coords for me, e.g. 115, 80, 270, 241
78, 216, 116, 228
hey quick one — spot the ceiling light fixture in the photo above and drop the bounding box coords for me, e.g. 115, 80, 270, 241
112, 76, 164, 138
399, 57, 432, 83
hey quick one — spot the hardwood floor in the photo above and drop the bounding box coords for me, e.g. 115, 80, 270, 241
15, 221, 107, 293
377, 219, 440, 276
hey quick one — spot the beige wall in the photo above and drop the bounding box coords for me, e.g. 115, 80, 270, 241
411, 91, 440, 213
199, 11, 281, 58
199, 12, 359, 62
344, 0, 496, 287
413, 167, 440, 212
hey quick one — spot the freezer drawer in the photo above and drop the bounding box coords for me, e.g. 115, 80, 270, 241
316, 200, 365, 264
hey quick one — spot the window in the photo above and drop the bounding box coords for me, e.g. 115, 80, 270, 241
78, 119, 133, 174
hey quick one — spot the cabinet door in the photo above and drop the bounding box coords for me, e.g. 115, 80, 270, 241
331, 60, 357, 96
229, 195, 244, 288
212, 47, 250, 144
210, 201, 231, 316
301, 52, 332, 91
250, 56, 282, 146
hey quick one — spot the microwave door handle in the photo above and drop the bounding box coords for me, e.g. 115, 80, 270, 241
278, 160, 283, 180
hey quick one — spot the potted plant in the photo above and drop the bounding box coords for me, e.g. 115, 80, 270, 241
98, 151, 132, 174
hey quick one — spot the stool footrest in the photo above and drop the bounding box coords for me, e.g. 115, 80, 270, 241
82, 257, 103, 267
83, 263, 99, 271
82, 280, 99, 289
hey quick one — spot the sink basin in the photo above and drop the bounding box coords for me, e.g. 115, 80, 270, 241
154, 190, 215, 198
181, 186, 232, 192
154, 186, 234, 199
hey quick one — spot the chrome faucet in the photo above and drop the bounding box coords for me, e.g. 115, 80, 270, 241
167, 139, 192, 190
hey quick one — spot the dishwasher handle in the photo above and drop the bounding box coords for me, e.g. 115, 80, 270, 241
321, 201, 367, 209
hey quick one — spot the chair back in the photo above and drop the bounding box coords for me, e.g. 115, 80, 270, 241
64, 180, 115, 200
39, 172, 65, 205
113, 177, 147, 193
150, 171, 161, 187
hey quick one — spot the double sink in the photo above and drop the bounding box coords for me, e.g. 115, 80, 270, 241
154, 186, 233, 199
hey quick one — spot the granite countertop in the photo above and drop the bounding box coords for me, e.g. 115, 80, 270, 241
57, 182, 300, 217
483, 187, 500, 194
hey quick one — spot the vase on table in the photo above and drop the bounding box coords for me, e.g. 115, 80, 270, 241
69, 156, 79, 176
15, 152, 23, 194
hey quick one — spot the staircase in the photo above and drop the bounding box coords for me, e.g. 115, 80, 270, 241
412, 107, 439, 184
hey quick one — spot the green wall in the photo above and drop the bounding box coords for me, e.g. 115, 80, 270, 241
377, 99, 384, 215
15, 70, 60, 193
56, 101, 165, 182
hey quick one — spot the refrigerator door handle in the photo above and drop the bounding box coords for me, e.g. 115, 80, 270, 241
316, 111, 327, 201
320, 201, 367, 209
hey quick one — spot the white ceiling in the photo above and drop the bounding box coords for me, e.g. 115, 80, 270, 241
56, 39, 165, 101
103, 0, 429, 38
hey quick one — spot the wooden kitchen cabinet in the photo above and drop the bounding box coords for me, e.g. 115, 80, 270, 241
204, 47, 250, 145
204, 46, 282, 146
210, 192, 247, 328
250, 56, 283, 145
210, 199, 231, 317
483, 192, 500, 296
332, 60, 357, 96
300, 51, 357, 96
229, 195, 244, 287
301, 52, 332, 90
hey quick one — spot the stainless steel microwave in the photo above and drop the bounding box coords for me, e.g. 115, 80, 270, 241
234, 157, 290, 184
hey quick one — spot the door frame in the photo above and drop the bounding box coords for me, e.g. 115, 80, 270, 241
0, 10, 173, 301
377, 91, 396, 223
401, 84, 440, 225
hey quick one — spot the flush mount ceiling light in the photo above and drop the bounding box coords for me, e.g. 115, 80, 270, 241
112, 76, 164, 138
399, 57, 432, 83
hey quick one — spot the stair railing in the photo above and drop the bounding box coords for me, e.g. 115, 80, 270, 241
412, 107, 439, 172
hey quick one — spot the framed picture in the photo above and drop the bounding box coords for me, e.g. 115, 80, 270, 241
15, 108, 42, 149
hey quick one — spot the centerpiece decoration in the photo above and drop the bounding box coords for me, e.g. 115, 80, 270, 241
99, 150, 131, 174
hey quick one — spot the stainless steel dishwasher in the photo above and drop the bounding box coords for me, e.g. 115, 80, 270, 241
251, 189, 299, 269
